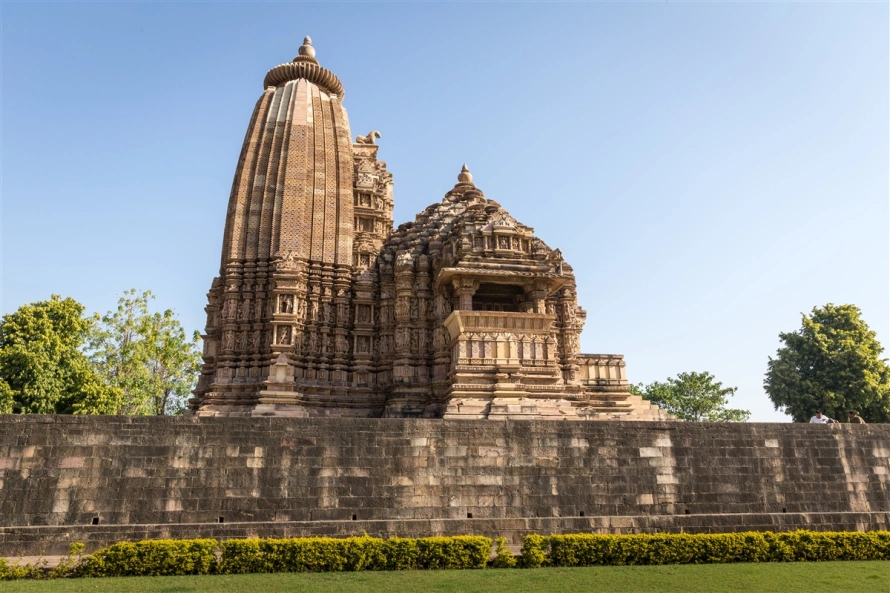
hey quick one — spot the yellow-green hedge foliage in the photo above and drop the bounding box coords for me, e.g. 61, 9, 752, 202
0, 542, 86, 581
492, 537, 517, 568
218, 535, 491, 573
414, 536, 491, 570
81, 539, 217, 577
76, 535, 492, 577
0, 558, 44, 580
5, 530, 889, 580
218, 535, 385, 573
521, 531, 890, 568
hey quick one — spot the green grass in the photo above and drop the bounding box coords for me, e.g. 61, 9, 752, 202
2, 562, 888, 593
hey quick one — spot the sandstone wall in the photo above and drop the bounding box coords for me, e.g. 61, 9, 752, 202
0, 416, 888, 555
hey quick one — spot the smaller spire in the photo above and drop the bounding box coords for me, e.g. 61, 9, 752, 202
298, 36, 316, 60
457, 163, 473, 184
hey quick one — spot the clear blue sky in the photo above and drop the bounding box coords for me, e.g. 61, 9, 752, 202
2, 2, 887, 421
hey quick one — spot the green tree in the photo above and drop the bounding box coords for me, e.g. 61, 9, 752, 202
0, 295, 121, 414
765, 303, 890, 423
89, 290, 202, 415
633, 371, 751, 422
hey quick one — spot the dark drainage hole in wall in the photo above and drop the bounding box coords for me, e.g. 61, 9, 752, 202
684, 509, 690, 515
467, 513, 473, 519
91, 517, 99, 525
579, 511, 585, 517
218, 516, 225, 523
782, 508, 786, 514
352, 515, 357, 521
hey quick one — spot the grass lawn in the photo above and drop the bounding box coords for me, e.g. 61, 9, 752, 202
3, 562, 888, 593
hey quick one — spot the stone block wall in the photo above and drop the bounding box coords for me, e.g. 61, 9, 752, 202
0, 416, 888, 555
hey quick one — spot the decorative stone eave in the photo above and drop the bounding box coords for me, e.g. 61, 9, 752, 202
433, 267, 570, 294
443, 310, 557, 341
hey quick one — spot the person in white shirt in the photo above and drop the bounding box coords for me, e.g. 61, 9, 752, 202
809, 411, 836, 424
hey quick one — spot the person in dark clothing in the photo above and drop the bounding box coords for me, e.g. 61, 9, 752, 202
847, 411, 866, 424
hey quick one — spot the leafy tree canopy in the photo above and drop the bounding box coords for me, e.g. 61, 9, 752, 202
765, 303, 890, 423
0, 295, 121, 414
633, 371, 751, 422
89, 289, 202, 415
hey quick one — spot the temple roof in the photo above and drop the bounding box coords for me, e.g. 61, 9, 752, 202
379, 165, 567, 282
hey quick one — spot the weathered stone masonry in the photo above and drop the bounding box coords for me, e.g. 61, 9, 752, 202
0, 416, 888, 555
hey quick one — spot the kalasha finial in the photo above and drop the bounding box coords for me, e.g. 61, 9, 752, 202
298, 36, 316, 59
457, 163, 473, 184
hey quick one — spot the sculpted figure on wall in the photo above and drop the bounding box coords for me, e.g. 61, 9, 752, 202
564, 333, 579, 356
276, 326, 292, 345
276, 250, 300, 271
309, 300, 318, 322
307, 331, 318, 354
280, 294, 294, 314
395, 328, 410, 350
434, 295, 451, 319
355, 130, 381, 145
336, 334, 349, 355
379, 334, 392, 354
223, 300, 236, 320
396, 298, 409, 319
240, 298, 252, 321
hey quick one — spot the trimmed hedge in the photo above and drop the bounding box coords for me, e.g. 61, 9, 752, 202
217, 535, 491, 573
81, 535, 492, 577
3, 531, 890, 580
81, 539, 217, 577
520, 531, 890, 568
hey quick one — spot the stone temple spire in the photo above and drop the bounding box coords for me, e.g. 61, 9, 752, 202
192, 39, 358, 414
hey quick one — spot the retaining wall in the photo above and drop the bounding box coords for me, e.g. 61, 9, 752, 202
0, 416, 888, 555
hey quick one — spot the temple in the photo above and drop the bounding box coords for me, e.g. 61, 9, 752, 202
190, 38, 670, 421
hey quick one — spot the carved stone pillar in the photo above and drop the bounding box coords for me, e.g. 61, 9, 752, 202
526, 279, 550, 314
452, 276, 479, 311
